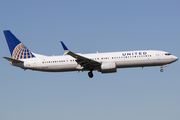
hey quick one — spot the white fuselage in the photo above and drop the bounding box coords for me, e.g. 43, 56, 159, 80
12, 50, 178, 73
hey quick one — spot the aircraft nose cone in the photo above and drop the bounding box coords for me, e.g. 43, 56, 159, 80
175, 56, 178, 61
172, 56, 178, 62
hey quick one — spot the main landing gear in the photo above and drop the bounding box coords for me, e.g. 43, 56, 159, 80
88, 70, 93, 78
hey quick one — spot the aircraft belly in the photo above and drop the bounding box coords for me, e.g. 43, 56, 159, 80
36, 64, 77, 72
116, 59, 172, 68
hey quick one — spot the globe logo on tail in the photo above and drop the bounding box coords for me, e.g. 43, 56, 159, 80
12, 43, 35, 59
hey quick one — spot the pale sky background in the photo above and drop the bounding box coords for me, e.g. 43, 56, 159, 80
0, 0, 180, 120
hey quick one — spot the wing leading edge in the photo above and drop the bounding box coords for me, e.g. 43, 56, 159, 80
60, 41, 101, 70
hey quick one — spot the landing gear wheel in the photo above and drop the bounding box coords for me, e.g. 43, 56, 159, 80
88, 71, 93, 78
160, 69, 164, 72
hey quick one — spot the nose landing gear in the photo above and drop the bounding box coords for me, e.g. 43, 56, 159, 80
160, 64, 169, 72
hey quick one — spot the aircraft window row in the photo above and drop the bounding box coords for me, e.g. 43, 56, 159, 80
42, 60, 66, 64
70, 60, 76, 62
101, 57, 109, 60
89, 58, 100, 60
42, 55, 152, 63
92, 58, 99, 60
89, 58, 110, 60
42, 59, 79, 64
112, 55, 151, 59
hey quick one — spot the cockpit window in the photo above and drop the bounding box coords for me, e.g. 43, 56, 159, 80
165, 53, 171, 56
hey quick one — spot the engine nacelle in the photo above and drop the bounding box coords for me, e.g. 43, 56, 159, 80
100, 62, 117, 73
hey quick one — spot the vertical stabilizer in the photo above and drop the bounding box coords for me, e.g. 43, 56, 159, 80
3, 30, 35, 59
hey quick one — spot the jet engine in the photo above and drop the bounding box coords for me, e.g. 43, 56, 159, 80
100, 62, 117, 73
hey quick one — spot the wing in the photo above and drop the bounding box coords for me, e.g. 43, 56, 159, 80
60, 41, 101, 70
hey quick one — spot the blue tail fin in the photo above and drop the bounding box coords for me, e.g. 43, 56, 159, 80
3, 30, 35, 59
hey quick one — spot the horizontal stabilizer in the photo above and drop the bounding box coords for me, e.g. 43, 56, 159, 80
3, 57, 24, 63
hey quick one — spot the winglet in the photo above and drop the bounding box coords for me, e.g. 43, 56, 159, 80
60, 41, 70, 55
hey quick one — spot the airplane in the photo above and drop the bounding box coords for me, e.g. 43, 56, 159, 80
3, 30, 178, 78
